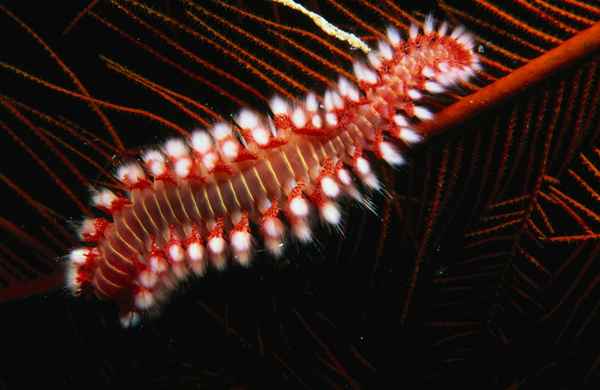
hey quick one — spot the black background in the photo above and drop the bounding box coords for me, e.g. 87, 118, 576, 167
1, 1, 596, 389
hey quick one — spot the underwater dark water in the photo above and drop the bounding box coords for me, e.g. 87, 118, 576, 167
2, 1, 598, 389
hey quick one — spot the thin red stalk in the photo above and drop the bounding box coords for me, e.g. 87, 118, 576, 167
0, 5, 124, 151
0, 119, 91, 216
89, 11, 251, 108
0, 218, 56, 260
62, 0, 101, 35
0, 62, 190, 136
5, 96, 116, 162
542, 243, 599, 321
1, 98, 91, 189
402, 146, 449, 323
1, 174, 74, 243
0, 271, 64, 303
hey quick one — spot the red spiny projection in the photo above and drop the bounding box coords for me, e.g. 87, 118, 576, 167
65, 17, 479, 325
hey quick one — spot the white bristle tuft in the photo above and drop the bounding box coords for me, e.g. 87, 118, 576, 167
321, 176, 340, 198
451, 25, 465, 39
208, 236, 225, 255
292, 221, 312, 242
168, 243, 185, 262
149, 160, 167, 177
172, 262, 189, 280
65, 263, 80, 293
355, 156, 371, 175
252, 127, 270, 146
409, 23, 419, 39
325, 112, 338, 127
377, 41, 393, 61
270, 95, 290, 116
363, 67, 378, 85
231, 230, 251, 253
337, 78, 350, 95
353, 62, 378, 85
458, 34, 474, 49
352, 62, 364, 81
258, 198, 273, 213
191, 131, 213, 154
367, 51, 382, 69
438, 21, 449, 36
379, 141, 405, 166
120, 311, 141, 328
139, 269, 158, 289
289, 196, 309, 217
461, 67, 475, 79
221, 139, 239, 159
414, 106, 434, 121
175, 261, 189, 280
424, 15, 435, 34
424, 81, 444, 94
438, 73, 453, 86
337, 77, 360, 102
323, 90, 334, 112
291, 107, 307, 128
338, 76, 351, 90
164, 138, 189, 159
438, 62, 450, 72
399, 128, 423, 144
142, 150, 167, 177
78, 218, 99, 240
202, 152, 218, 171
337, 168, 352, 186
311, 114, 322, 129
422, 66, 435, 79
69, 248, 91, 265
263, 217, 284, 238
393, 114, 409, 127
134, 289, 154, 310
237, 109, 258, 130
187, 242, 205, 262
190, 261, 207, 276
386, 26, 401, 46
212, 122, 232, 140
332, 91, 344, 109
305, 93, 319, 112
142, 150, 164, 163
231, 211, 243, 225
92, 188, 117, 209
286, 179, 298, 196
116, 163, 145, 185
235, 252, 252, 267
320, 202, 341, 225
174, 158, 192, 178
408, 89, 422, 100
348, 85, 360, 102
149, 255, 168, 274
362, 173, 381, 190
265, 238, 284, 257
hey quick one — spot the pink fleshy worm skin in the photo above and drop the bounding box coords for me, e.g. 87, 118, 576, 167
66, 17, 480, 327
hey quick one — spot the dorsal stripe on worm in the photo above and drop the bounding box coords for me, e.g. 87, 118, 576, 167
66, 17, 480, 326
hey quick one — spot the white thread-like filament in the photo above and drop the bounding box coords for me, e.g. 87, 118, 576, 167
272, 0, 371, 53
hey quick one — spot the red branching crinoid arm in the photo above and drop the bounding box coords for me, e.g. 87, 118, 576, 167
65, 16, 479, 326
